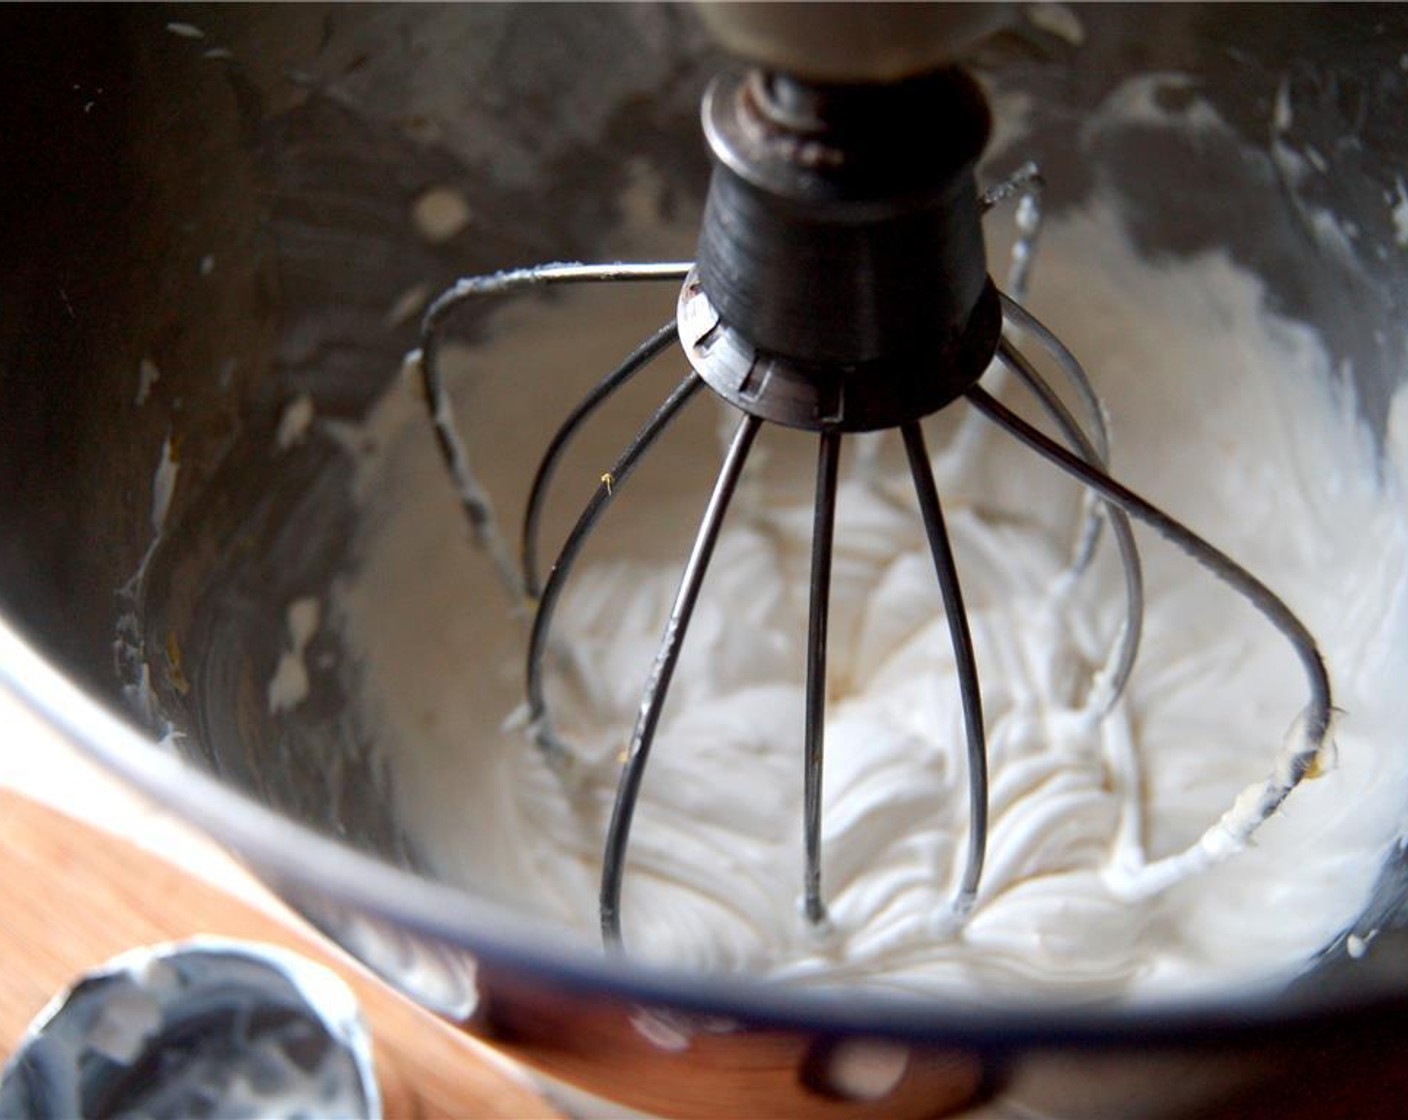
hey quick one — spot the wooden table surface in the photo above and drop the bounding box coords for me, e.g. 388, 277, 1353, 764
0, 790, 562, 1119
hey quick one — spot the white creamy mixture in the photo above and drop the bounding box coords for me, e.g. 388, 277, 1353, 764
333, 202, 1408, 1003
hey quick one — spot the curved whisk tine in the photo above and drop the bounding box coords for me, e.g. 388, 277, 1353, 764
901, 423, 988, 922
999, 293, 1111, 577
995, 335, 1145, 718
522, 320, 679, 599
980, 161, 1045, 302
803, 430, 842, 929
601, 414, 763, 948
999, 296, 1109, 462
965, 385, 1333, 896
941, 165, 1047, 473
526, 373, 705, 772
415, 262, 691, 606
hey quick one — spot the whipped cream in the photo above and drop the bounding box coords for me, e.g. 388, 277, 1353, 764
332, 199, 1408, 1004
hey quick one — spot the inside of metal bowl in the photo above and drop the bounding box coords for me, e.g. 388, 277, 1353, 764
4, 0, 1408, 1075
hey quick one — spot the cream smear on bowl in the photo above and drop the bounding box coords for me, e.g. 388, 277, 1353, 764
325, 196, 1408, 1004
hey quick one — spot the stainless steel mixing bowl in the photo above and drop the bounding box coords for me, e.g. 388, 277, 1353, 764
3, 5, 1408, 1116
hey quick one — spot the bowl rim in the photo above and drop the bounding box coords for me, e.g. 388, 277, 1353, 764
2, 611, 1399, 1050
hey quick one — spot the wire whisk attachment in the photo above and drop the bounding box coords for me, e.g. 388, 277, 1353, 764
409, 60, 1331, 953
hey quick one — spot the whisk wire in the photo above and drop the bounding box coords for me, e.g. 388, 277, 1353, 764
965, 385, 1332, 893
418, 262, 691, 606
526, 372, 706, 768
999, 294, 1111, 577
935, 164, 1047, 475
803, 430, 842, 928
998, 297, 1109, 463
901, 421, 989, 917
601, 413, 764, 947
996, 334, 1144, 717
522, 320, 680, 598
980, 161, 1045, 302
